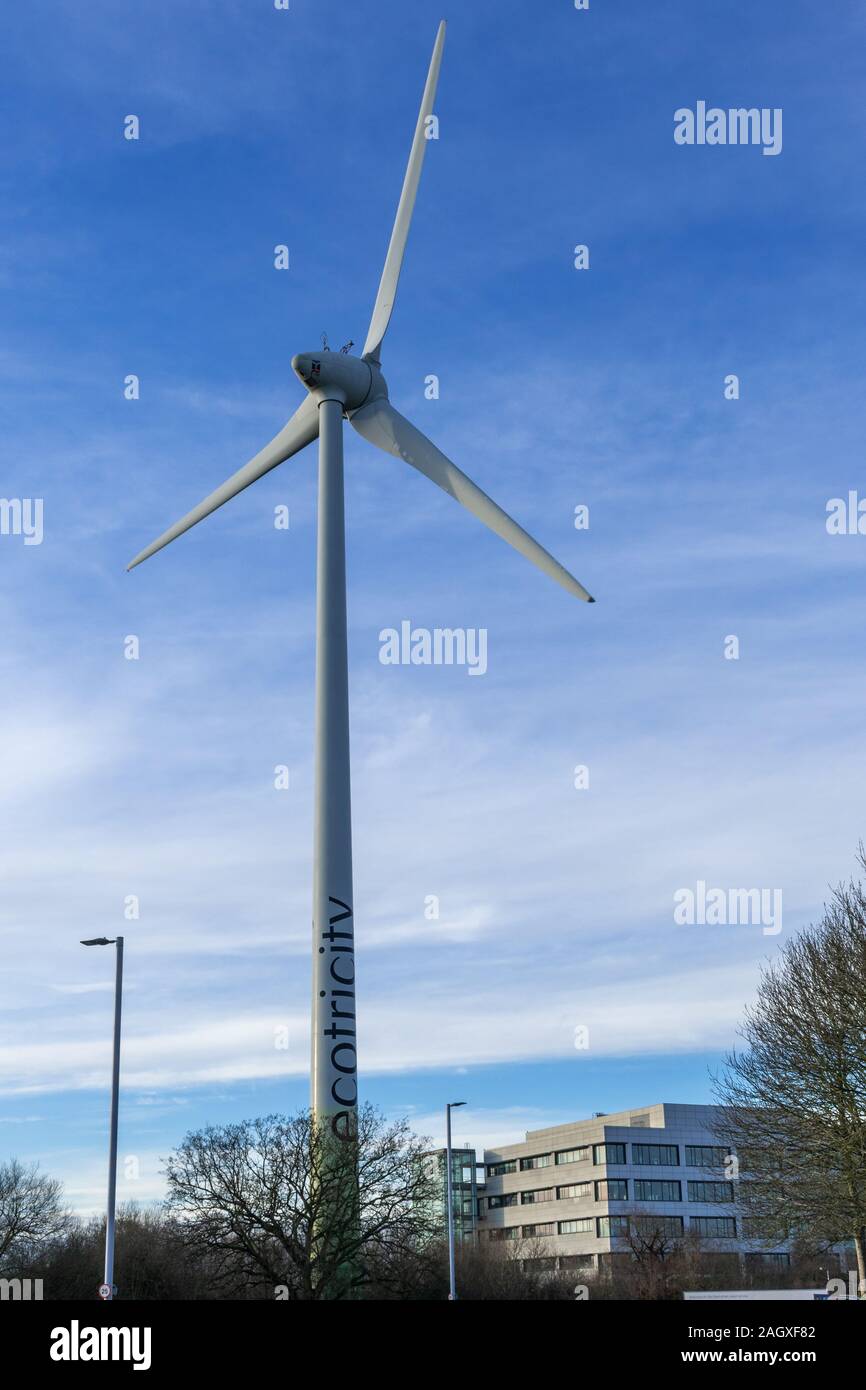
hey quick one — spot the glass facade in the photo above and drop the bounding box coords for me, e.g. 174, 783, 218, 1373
427, 1147, 478, 1241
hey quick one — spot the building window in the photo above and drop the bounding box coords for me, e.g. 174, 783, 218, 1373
596, 1215, 629, 1238
522, 1222, 555, 1238
520, 1153, 553, 1171
685, 1145, 731, 1168
687, 1181, 735, 1203
489, 1225, 521, 1241
487, 1192, 518, 1209
634, 1179, 681, 1202
521, 1188, 554, 1205
691, 1216, 736, 1238
631, 1143, 679, 1166
592, 1143, 626, 1166
558, 1218, 593, 1235
745, 1252, 790, 1268
560, 1254, 595, 1270
633, 1215, 684, 1238
486, 1160, 516, 1177
595, 1178, 628, 1201
557, 1181, 592, 1201
555, 1146, 590, 1166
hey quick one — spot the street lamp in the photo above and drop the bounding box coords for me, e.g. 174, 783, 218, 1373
81, 935, 124, 1300
445, 1100, 466, 1301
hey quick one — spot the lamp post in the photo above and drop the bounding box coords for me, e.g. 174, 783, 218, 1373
81, 936, 124, 1300
445, 1100, 466, 1301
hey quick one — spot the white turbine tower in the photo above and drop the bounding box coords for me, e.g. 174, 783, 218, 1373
129, 18, 593, 1180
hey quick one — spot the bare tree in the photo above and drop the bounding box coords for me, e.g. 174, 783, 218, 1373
714, 849, 866, 1293
625, 1212, 683, 1294
11, 1203, 233, 1300
0, 1159, 68, 1264
588, 1218, 746, 1301
455, 1234, 576, 1300
163, 1105, 439, 1299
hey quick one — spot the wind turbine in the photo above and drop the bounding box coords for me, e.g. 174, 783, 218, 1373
128, 19, 593, 1167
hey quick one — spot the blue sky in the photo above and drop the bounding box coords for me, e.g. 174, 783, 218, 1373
2, 0, 866, 1213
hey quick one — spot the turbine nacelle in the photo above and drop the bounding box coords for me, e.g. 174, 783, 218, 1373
291, 351, 384, 412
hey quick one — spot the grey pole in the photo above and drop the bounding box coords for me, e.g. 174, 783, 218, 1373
104, 935, 123, 1299
311, 396, 357, 1141
446, 1100, 466, 1300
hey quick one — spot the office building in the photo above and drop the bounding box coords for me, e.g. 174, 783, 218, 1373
480, 1102, 790, 1273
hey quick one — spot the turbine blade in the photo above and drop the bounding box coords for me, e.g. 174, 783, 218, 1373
127, 395, 319, 570
361, 21, 446, 363
350, 398, 594, 602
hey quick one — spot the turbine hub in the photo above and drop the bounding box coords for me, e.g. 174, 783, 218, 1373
291, 350, 383, 412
